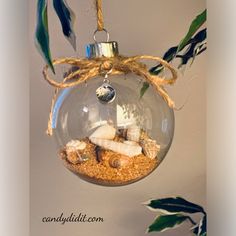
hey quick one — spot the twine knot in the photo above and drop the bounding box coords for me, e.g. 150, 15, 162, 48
100, 60, 113, 75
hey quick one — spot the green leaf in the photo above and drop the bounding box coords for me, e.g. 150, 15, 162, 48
178, 9, 207, 52
53, 0, 76, 50
146, 197, 205, 214
35, 0, 55, 73
140, 82, 149, 98
148, 214, 193, 233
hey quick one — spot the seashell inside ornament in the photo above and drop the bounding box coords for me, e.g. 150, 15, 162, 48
51, 40, 175, 186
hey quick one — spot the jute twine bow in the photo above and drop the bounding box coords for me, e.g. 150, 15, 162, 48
43, 55, 178, 136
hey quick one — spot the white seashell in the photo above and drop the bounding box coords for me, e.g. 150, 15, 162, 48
89, 124, 116, 140
90, 138, 142, 157
140, 139, 160, 159
123, 140, 139, 146
65, 140, 88, 164
127, 125, 141, 142
66, 140, 86, 153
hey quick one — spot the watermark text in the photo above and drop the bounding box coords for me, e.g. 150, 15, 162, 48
42, 213, 104, 225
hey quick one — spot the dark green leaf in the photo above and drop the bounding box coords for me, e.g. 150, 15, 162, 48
149, 46, 178, 75
140, 82, 149, 98
148, 214, 192, 233
188, 29, 207, 66
146, 197, 205, 214
53, 0, 76, 50
163, 46, 178, 62
35, 0, 55, 73
176, 43, 206, 67
178, 9, 207, 52
176, 29, 207, 67
192, 214, 207, 236
149, 66, 163, 75
187, 28, 207, 45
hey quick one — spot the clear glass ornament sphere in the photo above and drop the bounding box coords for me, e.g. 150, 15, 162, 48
52, 74, 174, 186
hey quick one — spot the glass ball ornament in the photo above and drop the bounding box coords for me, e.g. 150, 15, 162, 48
51, 41, 174, 186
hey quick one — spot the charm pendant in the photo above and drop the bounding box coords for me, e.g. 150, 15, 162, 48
96, 82, 116, 104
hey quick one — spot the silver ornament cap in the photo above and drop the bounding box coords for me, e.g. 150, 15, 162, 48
86, 41, 119, 58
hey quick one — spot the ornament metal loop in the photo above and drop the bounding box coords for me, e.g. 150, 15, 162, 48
103, 77, 110, 83
103, 72, 111, 83
93, 28, 110, 42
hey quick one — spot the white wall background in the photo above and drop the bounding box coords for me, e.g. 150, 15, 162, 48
30, 1, 206, 235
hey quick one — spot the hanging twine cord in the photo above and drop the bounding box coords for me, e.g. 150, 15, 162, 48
43, 55, 178, 136
95, 0, 104, 31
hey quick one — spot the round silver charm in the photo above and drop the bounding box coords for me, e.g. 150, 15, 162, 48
96, 83, 116, 104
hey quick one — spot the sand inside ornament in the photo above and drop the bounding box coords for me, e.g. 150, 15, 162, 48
59, 125, 161, 186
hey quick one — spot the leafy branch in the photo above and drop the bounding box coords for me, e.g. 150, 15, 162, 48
145, 197, 207, 235
35, 0, 76, 73
140, 9, 207, 97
